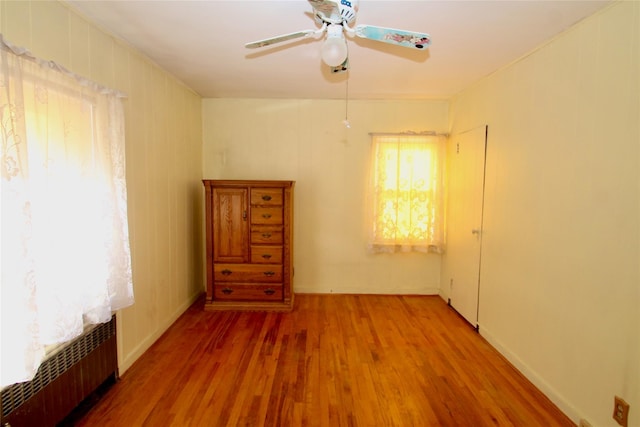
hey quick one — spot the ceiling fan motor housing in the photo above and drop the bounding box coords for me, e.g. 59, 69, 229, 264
339, 0, 359, 24
314, 0, 359, 25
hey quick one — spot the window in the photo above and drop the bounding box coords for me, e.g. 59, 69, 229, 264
368, 134, 445, 253
1, 37, 133, 387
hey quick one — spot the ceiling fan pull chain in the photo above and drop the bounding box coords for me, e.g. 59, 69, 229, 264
343, 75, 351, 128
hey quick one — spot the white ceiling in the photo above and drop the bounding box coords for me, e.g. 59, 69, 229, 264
64, 0, 612, 100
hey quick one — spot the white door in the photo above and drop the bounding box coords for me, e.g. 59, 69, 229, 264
442, 125, 487, 328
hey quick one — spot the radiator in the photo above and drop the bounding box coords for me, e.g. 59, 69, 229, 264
1, 316, 118, 426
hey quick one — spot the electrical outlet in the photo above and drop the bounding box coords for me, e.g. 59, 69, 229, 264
613, 396, 630, 427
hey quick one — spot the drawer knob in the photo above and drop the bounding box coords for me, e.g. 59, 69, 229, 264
262, 195, 272, 201
261, 254, 272, 259
222, 288, 233, 295
264, 288, 275, 295
264, 271, 275, 277
262, 233, 272, 238
262, 213, 272, 219
221, 269, 232, 276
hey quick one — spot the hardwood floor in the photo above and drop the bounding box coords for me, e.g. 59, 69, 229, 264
75, 295, 574, 426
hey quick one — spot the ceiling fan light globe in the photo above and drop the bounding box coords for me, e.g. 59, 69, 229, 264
321, 37, 348, 67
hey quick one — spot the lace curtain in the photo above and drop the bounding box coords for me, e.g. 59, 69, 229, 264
367, 134, 446, 254
1, 36, 134, 387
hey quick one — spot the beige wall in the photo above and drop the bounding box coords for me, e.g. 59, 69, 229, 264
447, 2, 639, 426
202, 99, 448, 294
1, 0, 204, 373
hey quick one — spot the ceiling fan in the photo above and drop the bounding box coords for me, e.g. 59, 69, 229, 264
245, 0, 431, 74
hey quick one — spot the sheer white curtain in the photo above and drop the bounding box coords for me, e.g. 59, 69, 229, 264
1, 36, 134, 387
367, 134, 446, 254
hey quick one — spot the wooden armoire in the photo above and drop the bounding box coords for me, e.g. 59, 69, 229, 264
203, 180, 294, 311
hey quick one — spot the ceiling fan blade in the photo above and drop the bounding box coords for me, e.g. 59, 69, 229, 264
245, 29, 319, 49
354, 25, 431, 50
308, 0, 341, 23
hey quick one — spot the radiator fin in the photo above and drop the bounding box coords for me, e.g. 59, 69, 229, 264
1, 316, 116, 418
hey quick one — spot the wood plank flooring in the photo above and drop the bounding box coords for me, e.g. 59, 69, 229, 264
75, 295, 574, 426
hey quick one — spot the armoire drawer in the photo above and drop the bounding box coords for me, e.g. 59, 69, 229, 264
214, 283, 283, 301
251, 246, 283, 264
251, 207, 283, 225
251, 226, 283, 244
250, 188, 283, 206
214, 263, 283, 282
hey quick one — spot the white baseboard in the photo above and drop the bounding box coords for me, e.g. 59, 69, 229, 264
479, 325, 580, 425
117, 291, 202, 375
294, 286, 440, 295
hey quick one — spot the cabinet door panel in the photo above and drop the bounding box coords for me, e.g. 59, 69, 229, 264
212, 188, 248, 262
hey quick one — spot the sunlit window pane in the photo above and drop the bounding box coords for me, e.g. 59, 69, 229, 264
1, 39, 133, 387
369, 135, 445, 253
